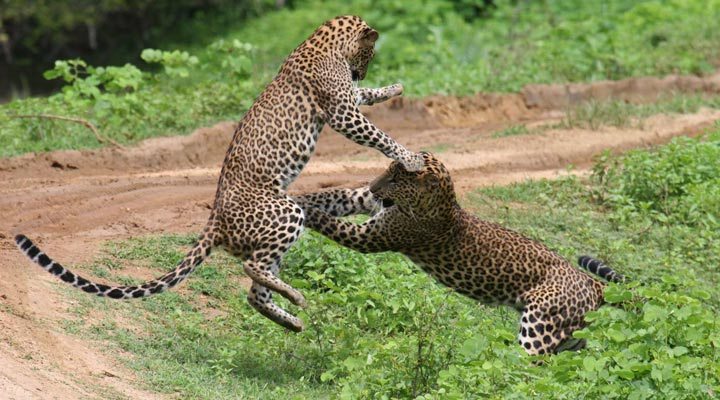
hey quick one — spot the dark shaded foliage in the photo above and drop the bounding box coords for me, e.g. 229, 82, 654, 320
0, 0, 274, 99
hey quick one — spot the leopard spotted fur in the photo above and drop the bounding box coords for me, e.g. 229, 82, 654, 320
15, 15, 423, 332
295, 152, 625, 354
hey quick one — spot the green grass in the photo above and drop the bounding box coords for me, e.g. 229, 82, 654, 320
2, 0, 720, 157
492, 124, 530, 138
52, 131, 720, 399
558, 94, 720, 130
60, 235, 334, 399
420, 142, 455, 153
487, 93, 720, 138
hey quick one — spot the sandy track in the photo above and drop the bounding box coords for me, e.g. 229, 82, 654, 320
1, 72, 719, 399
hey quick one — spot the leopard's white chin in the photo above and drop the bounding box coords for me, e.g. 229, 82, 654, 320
370, 196, 395, 216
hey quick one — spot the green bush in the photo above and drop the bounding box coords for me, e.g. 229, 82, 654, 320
592, 131, 720, 228
0, 43, 257, 157
0, 0, 274, 94
429, 280, 719, 399
3, 0, 720, 157
75, 198, 720, 399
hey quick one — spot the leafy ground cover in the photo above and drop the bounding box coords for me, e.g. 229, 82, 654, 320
55, 128, 720, 399
2, 0, 720, 157
5, 2, 720, 398
490, 93, 720, 137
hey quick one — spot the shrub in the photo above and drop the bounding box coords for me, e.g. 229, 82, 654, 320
592, 131, 720, 228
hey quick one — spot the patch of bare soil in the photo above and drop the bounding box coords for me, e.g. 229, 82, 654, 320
1, 70, 719, 399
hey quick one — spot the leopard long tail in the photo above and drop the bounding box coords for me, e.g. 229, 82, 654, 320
577, 256, 626, 283
15, 231, 215, 299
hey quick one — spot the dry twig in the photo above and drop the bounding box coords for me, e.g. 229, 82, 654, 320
10, 114, 123, 149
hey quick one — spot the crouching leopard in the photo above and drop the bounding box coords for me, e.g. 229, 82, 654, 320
14, 15, 424, 333
294, 152, 625, 354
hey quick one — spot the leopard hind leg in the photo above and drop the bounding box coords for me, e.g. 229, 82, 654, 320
517, 295, 582, 355
246, 259, 304, 332
224, 194, 307, 331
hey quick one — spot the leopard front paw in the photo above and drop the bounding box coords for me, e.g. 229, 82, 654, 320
388, 83, 404, 98
402, 152, 425, 172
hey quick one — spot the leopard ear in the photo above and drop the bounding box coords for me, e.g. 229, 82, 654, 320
420, 174, 440, 192
361, 28, 379, 43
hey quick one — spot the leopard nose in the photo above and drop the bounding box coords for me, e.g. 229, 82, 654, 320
369, 174, 388, 193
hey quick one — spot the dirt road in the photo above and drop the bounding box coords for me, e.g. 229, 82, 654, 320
1, 72, 719, 399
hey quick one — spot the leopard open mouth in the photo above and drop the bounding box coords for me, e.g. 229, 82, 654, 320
382, 198, 395, 208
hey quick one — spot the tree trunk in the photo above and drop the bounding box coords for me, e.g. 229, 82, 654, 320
87, 23, 98, 50
0, 29, 12, 63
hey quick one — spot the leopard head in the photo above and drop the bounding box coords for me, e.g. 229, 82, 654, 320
370, 152, 457, 217
312, 15, 378, 81
345, 24, 377, 81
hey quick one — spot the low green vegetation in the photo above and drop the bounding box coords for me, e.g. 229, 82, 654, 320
3, 0, 720, 157
420, 142, 455, 153
492, 124, 529, 138
0, 0, 273, 99
592, 129, 720, 230
8, 1, 718, 397
489, 93, 720, 138
559, 94, 720, 130
56, 129, 719, 399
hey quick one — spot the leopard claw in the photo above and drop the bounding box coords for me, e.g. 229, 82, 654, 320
290, 290, 307, 308
297, 297, 308, 309
389, 83, 404, 97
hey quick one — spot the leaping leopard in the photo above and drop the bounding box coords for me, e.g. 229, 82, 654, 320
15, 15, 423, 333
294, 152, 625, 354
